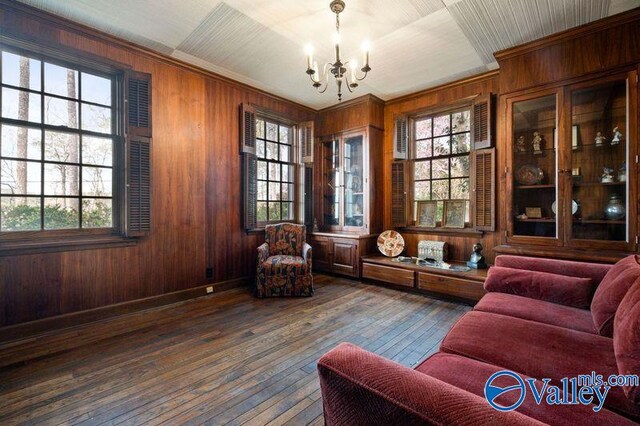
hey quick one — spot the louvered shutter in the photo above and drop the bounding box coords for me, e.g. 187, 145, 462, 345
471, 94, 493, 149
393, 115, 408, 159
240, 103, 256, 155
126, 71, 152, 237
300, 121, 314, 164
243, 154, 258, 230
304, 165, 314, 227
127, 71, 151, 138
472, 148, 495, 231
391, 160, 407, 227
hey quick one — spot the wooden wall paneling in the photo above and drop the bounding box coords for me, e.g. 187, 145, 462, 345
0, 2, 314, 327
495, 9, 640, 94
317, 94, 384, 136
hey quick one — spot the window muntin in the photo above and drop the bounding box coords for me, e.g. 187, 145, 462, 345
255, 117, 295, 224
0, 49, 116, 233
412, 109, 471, 224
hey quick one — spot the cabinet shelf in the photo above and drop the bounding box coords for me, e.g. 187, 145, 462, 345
515, 218, 556, 223
573, 181, 625, 187
515, 184, 555, 190
574, 219, 625, 225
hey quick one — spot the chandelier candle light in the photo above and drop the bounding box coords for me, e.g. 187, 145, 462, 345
304, 0, 371, 101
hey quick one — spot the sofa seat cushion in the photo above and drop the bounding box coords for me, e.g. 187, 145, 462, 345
440, 311, 640, 420
474, 293, 596, 334
591, 255, 640, 337
416, 352, 635, 425
614, 281, 640, 403
262, 255, 308, 276
484, 266, 594, 309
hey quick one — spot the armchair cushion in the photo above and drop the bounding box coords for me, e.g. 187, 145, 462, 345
591, 255, 640, 337
262, 255, 308, 276
614, 280, 640, 403
484, 266, 595, 309
265, 223, 306, 257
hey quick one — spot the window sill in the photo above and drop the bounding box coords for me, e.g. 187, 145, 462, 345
398, 226, 483, 237
0, 235, 139, 257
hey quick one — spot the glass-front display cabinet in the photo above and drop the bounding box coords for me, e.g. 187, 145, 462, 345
321, 129, 369, 233
508, 90, 560, 244
568, 76, 634, 251
505, 71, 637, 253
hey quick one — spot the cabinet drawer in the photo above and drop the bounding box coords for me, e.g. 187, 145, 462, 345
362, 263, 414, 288
417, 272, 486, 301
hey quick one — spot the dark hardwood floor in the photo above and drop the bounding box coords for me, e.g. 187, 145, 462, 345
0, 274, 470, 425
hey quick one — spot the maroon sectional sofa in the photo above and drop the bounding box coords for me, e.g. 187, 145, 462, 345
318, 255, 640, 425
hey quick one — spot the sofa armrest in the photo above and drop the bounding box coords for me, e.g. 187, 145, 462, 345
318, 343, 542, 426
303, 243, 312, 267
257, 243, 269, 265
495, 255, 611, 285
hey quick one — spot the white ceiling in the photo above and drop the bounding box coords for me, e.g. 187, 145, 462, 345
18, 0, 640, 109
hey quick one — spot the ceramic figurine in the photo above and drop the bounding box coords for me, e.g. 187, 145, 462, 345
594, 132, 606, 147
312, 218, 320, 232
532, 132, 543, 155
516, 136, 526, 153
618, 162, 626, 183
601, 167, 615, 183
467, 243, 487, 270
612, 127, 622, 145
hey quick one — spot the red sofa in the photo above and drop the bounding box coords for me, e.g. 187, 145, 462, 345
318, 255, 640, 425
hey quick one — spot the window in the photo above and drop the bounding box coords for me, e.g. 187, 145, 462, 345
412, 108, 471, 224
255, 116, 295, 224
1, 47, 117, 234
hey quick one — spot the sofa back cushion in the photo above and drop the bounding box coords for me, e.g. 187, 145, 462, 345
484, 266, 594, 309
495, 255, 611, 286
613, 280, 640, 404
265, 223, 306, 256
591, 255, 640, 337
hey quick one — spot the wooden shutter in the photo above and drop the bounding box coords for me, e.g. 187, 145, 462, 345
243, 154, 258, 230
393, 115, 408, 160
240, 103, 256, 155
304, 165, 314, 227
299, 121, 314, 164
391, 160, 407, 227
126, 71, 152, 237
472, 148, 495, 231
471, 94, 494, 149
127, 71, 151, 138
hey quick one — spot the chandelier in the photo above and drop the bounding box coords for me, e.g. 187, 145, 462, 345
304, 0, 371, 101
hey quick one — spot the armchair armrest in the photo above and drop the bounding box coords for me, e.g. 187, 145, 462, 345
303, 242, 312, 267
318, 343, 542, 426
257, 243, 269, 265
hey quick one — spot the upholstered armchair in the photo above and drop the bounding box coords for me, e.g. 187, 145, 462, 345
256, 223, 313, 298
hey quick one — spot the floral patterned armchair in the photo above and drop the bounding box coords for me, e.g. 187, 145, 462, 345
256, 223, 313, 298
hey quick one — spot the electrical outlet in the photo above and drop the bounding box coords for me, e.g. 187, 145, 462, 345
206, 286, 214, 294
206, 267, 213, 279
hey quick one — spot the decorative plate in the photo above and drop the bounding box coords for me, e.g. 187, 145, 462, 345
515, 164, 544, 186
377, 230, 405, 257
551, 200, 578, 215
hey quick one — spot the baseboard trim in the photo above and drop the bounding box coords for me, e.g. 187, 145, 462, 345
0, 277, 251, 344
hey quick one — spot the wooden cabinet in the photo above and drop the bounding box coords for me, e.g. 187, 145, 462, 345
361, 256, 487, 303
499, 70, 638, 260
309, 232, 376, 278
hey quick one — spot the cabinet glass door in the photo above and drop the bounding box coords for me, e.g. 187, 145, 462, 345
323, 139, 340, 226
570, 79, 628, 244
511, 94, 558, 238
343, 134, 365, 228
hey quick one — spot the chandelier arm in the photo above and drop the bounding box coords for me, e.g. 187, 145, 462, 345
354, 70, 369, 82
344, 74, 355, 93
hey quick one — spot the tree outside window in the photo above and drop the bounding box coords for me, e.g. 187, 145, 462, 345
412, 109, 471, 224
1, 49, 115, 232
